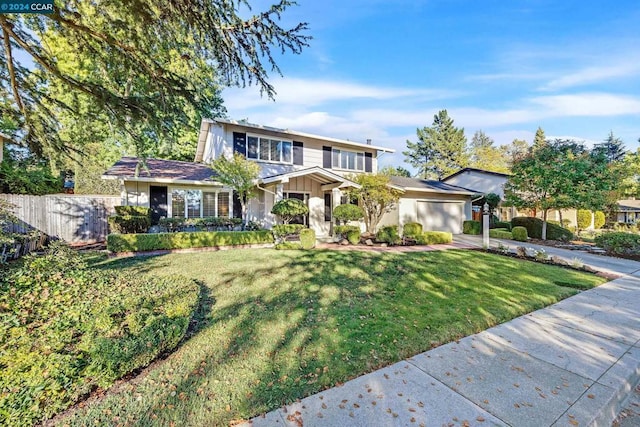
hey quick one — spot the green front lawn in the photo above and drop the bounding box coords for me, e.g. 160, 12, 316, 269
53, 249, 604, 426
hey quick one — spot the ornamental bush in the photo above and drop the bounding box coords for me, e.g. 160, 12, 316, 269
114, 206, 151, 217
333, 204, 364, 223
577, 210, 592, 231
376, 225, 401, 245
463, 220, 481, 235
271, 199, 309, 224
594, 211, 606, 230
512, 226, 528, 242
346, 229, 361, 245
415, 231, 452, 245
490, 221, 512, 231
271, 224, 305, 238
402, 222, 423, 238
511, 217, 574, 241
594, 232, 640, 255
107, 230, 274, 253
299, 228, 316, 249
334, 225, 360, 238
107, 214, 151, 234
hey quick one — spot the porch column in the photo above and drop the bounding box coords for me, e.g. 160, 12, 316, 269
275, 184, 284, 202
332, 187, 342, 212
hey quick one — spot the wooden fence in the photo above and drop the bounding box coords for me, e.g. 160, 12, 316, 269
1, 194, 121, 243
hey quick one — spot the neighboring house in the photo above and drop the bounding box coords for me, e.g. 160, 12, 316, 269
103, 118, 477, 236
616, 199, 640, 223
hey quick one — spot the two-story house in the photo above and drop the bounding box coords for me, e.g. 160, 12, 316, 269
103, 118, 477, 236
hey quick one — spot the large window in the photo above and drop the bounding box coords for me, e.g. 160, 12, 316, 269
246, 135, 292, 164
332, 148, 364, 171
170, 189, 231, 218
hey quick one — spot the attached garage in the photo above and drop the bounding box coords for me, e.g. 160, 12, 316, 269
416, 200, 465, 234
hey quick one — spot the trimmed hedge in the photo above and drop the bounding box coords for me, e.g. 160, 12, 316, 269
577, 210, 591, 230
107, 230, 274, 253
299, 228, 316, 249
512, 226, 528, 242
107, 214, 151, 234
275, 241, 302, 250
159, 217, 243, 232
594, 211, 606, 230
416, 231, 453, 245
491, 221, 512, 231
403, 222, 423, 238
272, 224, 305, 238
114, 206, 151, 217
594, 232, 640, 255
489, 229, 513, 239
334, 225, 360, 238
376, 225, 401, 245
511, 217, 574, 241
463, 220, 481, 235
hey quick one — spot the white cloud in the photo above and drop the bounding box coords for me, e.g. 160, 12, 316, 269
540, 63, 640, 91
529, 93, 640, 116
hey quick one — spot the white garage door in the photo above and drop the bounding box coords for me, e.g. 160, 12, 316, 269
417, 201, 464, 234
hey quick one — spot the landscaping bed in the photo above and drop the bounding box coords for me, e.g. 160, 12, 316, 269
50, 249, 606, 426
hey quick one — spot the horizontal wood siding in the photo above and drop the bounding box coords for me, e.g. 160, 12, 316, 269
0, 194, 120, 243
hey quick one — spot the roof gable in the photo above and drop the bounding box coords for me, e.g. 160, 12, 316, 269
103, 157, 219, 183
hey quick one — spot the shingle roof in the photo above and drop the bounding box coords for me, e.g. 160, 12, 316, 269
103, 157, 218, 182
617, 199, 640, 211
441, 167, 511, 181
388, 176, 478, 195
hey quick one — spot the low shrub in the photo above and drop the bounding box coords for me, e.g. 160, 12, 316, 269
512, 226, 528, 242
334, 225, 360, 238
376, 225, 401, 245
333, 204, 364, 222
594, 232, 640, 255
594, 211, 606, 230
271, 224, 305, 238
346, 229, 361, 245
416, 231, 452, 245
463, 220, 481, 235
299, 228, 316, 249
114, 206, 151, 217
489, 229, 513, 239
491, 221, 511, 231
0, 245, 199, 425
275, 241, 303, 250
271, 199, 309, 224
159, 217, 243, 232
107, 214, 151, 234
511, 217, 574, 241
107, 230, 274, 253
402, 222, 423, 238
577, 209, 591, 231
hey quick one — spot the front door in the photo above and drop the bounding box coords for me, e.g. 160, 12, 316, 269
149, 186, 168, 225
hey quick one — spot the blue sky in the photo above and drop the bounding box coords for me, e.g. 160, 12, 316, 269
223, 0, 640, 170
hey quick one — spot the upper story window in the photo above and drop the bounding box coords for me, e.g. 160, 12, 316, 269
332, 148, 364, 171
246, 135, 292, 164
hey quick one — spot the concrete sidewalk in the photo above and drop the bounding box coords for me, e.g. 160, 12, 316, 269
242, 241, 640, 426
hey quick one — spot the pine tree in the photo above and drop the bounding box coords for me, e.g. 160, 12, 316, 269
403, 110, 469, 180
592, 131, 626, 163
532, 127, 547, 151
468, 130, 509, 173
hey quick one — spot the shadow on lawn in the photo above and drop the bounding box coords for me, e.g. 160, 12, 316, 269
58, 249, 602, 426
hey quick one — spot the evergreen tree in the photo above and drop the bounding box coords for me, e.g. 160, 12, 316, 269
403, 110, 469, 180
468, 130, 509, 173
505, 138, 529, 166
0, 1, 310, 157
592, 131, 626, 163
532, 127, 547, 151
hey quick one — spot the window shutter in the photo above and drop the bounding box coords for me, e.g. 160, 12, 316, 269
233, 132, 246, 156
232, 192, 242, 219
323, 146, 332, 168
364, 152, 373, 172
293, 141, 304, 165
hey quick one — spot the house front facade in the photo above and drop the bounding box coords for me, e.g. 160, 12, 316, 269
104, 118, 477, 236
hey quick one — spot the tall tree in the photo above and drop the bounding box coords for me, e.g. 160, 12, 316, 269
592, 131, 626, 163
379, 165, 412, 177
505, 139, 615, 240
404, 110, 469, 179
505, 138, 529, 166
210, 153, 260, 228
0, 1, 310, 158
468, 130, 510, 173
344, 174, 402, 233
532, 127, 547, 151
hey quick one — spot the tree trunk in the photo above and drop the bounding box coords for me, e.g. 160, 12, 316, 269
558, 209, 563, 227
241, 200, 247, 229
542, 209, 548, 240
